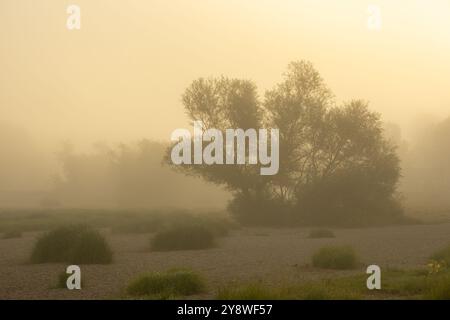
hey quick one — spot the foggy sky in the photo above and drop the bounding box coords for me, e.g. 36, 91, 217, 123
1, 0, 450, 205
1, 0, 450, 147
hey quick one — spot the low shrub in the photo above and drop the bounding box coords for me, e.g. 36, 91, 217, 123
30, 225, 113, 264
312, 246, 358, 269
150, 225, 215, 251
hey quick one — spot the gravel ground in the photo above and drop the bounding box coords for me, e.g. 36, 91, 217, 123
1, 223, 450, 299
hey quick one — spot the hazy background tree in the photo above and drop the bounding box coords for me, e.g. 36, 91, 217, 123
0, 122, 51, 207
54, 140, 229, 209
401, 117, 450, 212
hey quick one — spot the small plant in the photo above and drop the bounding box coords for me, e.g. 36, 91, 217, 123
2, 230, 22, 239
126, 269, 205, 298
150, 224, 215, 251
30, 225, 113, 264
308, 229, 335, 239
312, 246, 359, 270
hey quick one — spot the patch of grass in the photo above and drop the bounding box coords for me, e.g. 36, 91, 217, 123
430, 245, 450, 266
379, 269, 428, 297
30, 225, 113, 264
217, 280, 361, 300
217, 282, 282, 300
2, 230, 22, 239
126, 269, 205, 298
217, 268, 450, 300
308, 229, 335, 239
322, 268, 447, 299
425, 275, 450, 299
354, 268, 450, 299
312, 246, 359, 269
150, 224, 216, 251
296, 280, 361, 300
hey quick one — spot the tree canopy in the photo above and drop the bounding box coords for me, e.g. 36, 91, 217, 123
170, 61, 403, 226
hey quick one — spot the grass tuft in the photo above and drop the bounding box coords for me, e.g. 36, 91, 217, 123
126, 269, 205, 298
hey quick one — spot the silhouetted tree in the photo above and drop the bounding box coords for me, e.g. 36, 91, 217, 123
171, 61, 403, 226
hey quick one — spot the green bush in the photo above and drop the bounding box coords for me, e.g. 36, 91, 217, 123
150, 224, 215, 251
30, 225, 113, 264
126, 269, 205, 298
312, 246, 358, 270
308, 229, 335, 239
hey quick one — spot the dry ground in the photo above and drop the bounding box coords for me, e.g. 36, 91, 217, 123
1, 223, 450, 299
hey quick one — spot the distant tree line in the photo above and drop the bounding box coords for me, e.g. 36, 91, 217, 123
53, 140, 229, 209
